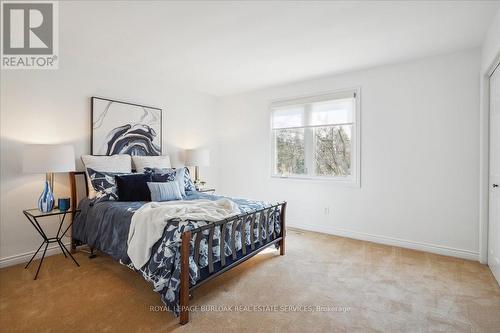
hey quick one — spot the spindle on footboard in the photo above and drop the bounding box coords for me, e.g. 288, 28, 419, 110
179, 201, 287, 325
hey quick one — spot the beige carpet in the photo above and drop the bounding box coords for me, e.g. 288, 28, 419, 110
1, 229, 499, 332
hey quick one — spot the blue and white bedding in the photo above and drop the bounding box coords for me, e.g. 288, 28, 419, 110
72, 192, 281, 315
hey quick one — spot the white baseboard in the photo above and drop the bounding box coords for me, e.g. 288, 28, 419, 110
489, 253, 500, 286
0, 242, 72, 269
288, 223, 479, 261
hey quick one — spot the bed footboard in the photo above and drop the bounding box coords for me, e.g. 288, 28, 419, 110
179, 201, 287, 325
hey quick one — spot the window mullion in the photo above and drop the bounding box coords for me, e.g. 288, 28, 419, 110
271, 130, 277, 175
304, 104, 314, 176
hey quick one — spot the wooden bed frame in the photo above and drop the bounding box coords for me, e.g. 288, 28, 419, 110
69, 171, 286, 325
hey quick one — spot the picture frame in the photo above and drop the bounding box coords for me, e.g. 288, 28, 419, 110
91, 97, 162, 156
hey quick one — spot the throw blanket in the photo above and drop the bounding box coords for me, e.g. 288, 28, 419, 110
128, 199, 241, 269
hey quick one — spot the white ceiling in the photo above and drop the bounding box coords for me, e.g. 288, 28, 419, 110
64, 1, 500, 96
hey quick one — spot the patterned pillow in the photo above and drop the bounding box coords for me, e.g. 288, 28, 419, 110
144, 167, 176, 182
87, 168, 126, 202
183, 168, 196, 193
144, 167, 195, 195
81, 155, 132, 199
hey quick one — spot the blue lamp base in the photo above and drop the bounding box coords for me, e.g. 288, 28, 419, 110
38, 180, 54, 213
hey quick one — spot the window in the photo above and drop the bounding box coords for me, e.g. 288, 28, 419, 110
271, 89, 360, 184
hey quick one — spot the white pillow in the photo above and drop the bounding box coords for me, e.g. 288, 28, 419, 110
132, 155, 171, 172
81, 155, 132, 198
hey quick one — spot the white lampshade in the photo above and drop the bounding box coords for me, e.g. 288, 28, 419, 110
23, 144, 76, 174
185, 149, 210, 167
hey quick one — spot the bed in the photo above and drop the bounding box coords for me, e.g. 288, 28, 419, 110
69, 171, 286, 325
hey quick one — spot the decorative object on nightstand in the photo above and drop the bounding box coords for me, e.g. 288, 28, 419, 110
23, 207, 81, 280
23, 144, 76, 212
185, 148, 210, 187
58, 198, 70, 212
195, 180, 215, 193
197, 187, 216, 194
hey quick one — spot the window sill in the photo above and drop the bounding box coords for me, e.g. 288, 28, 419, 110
270, 175, 360, 187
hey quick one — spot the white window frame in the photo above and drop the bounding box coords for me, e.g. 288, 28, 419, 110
270, 88, 361, 187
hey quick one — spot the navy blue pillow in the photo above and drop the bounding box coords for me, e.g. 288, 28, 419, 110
115, 173, 153, 202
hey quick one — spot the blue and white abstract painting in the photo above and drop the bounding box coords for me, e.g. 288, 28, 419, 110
92, 97, 162, 156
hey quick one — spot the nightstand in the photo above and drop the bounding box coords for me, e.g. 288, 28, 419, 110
197, 188, 216, 194
23, 207, 80, 280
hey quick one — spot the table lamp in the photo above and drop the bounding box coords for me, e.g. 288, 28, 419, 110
185, 148, 210, 186
23, 144, 76, 213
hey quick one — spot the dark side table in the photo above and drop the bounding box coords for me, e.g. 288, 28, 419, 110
23, 208, 81, 280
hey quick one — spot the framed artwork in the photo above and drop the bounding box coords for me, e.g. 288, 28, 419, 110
91, 97, 162, 156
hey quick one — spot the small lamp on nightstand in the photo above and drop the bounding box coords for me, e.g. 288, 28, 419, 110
185, 148, 210, 188
23, 144, 76, 213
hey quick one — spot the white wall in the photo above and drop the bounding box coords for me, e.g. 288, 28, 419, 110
216, 49, 481, 260
0, 8, 218, 267
481, 8, 500, 74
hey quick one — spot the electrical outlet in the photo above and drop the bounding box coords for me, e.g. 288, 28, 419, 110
324, 207, 330, 215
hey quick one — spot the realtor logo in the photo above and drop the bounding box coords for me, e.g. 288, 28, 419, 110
1, 1, 58, 69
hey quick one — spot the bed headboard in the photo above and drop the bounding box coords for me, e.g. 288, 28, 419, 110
68, 171, 88, 252
69, 171, 88, 209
